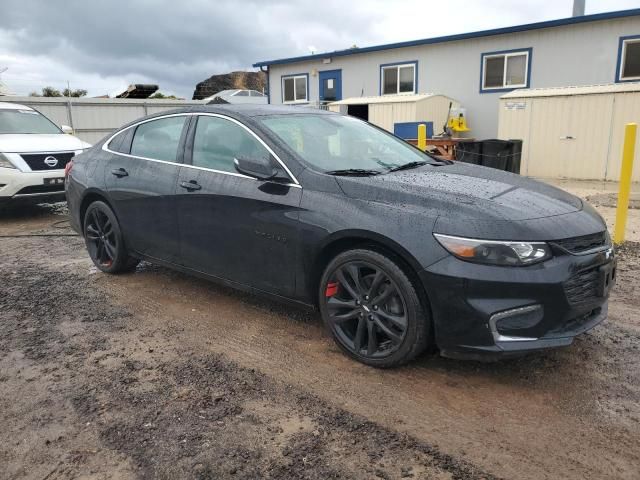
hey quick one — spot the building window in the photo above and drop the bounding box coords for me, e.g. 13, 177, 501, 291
282, 74, 308, 103
617, 36, 640, 82
480, 49, 531, 92
380, 62, 417, 95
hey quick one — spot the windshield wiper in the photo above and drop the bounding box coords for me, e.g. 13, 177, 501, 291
387, 161, 429, 172
324, 169, 382, 176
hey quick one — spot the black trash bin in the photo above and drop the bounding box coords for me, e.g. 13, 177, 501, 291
507, 139, 523, 174
455, 141, 483, 165
455, 139, 524, 174
480, 139, 511, 171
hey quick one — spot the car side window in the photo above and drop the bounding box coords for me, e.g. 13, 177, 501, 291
130, 116, 187, 162
108, 128, 133, 154
192, 116, 270, 173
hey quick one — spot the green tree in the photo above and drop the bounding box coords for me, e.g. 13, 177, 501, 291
41, 86, 62, 97
31, 86, 87, 97
62, 88, 87, 97
148, 92, 179, 99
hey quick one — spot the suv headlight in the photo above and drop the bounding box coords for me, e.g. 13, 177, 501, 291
0, 152, 16, 169
434, 233, 552, 266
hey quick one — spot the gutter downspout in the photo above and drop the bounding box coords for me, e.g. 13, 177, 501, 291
573, 0, 585, 16
260, 66, 270, 104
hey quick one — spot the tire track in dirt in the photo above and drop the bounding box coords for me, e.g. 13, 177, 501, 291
1, 237, 495, 480
2, 210, 639, 479
98, 257, 640, 480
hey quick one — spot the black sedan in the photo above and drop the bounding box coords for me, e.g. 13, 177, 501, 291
66, 105, 615, 367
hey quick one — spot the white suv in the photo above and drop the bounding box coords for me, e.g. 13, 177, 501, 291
0, 101, 91, 205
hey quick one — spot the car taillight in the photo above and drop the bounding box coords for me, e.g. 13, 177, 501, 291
64, 160, 74, 178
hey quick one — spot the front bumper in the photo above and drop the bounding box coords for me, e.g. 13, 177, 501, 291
420, 246, 614, 360
0, 167, 66, 203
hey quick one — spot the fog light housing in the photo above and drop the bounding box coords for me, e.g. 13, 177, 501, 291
489, 305, 543, 342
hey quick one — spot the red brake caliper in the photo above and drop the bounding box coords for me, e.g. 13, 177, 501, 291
325, 282, 339, 297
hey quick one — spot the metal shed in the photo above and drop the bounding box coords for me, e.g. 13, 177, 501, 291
328, 94, 459, 138
498, 83, 640, 182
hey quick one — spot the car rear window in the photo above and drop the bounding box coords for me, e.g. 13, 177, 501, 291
130, 116, 187, 162
107, 128, 134, 154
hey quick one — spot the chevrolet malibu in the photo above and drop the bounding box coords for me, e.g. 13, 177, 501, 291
66, 105, 615, 367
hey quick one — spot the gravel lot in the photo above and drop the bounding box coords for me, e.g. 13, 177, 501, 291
1, 202, 639, 479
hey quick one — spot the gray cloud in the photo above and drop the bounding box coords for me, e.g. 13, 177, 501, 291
1, 0, 638, 97
0, 0, 385, 96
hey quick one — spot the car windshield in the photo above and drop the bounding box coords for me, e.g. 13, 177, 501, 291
259, 113, 437, 173
0, 109, 62, 134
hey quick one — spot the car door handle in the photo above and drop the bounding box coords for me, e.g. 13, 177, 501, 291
111, 168, 129, 178
180, 180, 202, 191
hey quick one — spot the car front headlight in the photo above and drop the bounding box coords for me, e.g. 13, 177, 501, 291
434, 233, 552, 266
0, 152, 16, 169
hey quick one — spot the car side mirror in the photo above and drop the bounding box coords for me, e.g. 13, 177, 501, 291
61, 125, 73, 134
234, 156, 278, 180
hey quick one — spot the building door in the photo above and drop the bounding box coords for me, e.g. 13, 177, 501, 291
319, 70, 342, 103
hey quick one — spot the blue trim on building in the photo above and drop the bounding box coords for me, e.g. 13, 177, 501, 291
378, 61, 418, 96
281, 72, 310, 103
479, 47, 533, 94
318, 69, 342, 101
253, 9, 640, 68
615, 34, 640, 82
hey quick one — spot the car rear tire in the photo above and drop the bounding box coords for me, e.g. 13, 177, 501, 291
83, 201, 139, 274
319, 248, 430, 368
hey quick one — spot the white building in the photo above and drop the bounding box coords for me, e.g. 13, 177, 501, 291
253, 8, 640, 139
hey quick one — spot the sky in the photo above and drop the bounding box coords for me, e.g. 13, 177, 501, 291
1, 0, 639, 99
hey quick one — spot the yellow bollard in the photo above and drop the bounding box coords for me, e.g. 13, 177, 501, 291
613, 123, 637, 244
417, 124, 427, 151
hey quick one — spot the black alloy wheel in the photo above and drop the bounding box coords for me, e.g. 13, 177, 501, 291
320, 249, 430, 367
83, 201, 139, 273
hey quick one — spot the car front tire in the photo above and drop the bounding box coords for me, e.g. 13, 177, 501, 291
319, 248, 431, 368
83, 201, 139, 274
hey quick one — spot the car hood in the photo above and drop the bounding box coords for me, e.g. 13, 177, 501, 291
336, 162, 583, 222
0, 133, 90, 153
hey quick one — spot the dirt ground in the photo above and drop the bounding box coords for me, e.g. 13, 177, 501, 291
1, 195, 640, 479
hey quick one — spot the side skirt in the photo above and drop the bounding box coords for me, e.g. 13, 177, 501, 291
129, 251, 317, 312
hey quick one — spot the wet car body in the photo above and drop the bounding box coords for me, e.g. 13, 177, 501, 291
66, 105, 615, 362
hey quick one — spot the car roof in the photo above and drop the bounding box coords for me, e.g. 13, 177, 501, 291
0, 101, 33, 111
185, 104, 335, 118
107, 104, 337, 142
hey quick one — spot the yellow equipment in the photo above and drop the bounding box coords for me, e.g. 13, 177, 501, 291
447, 107, 470, 133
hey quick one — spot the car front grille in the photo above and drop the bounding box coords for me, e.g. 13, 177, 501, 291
552, 232, 608, 254
563, 267, 600, 305
20, 152, 74, 171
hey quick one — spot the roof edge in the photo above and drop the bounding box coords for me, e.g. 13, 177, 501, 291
253, 8, 640, 68
500, 81, 640, 98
